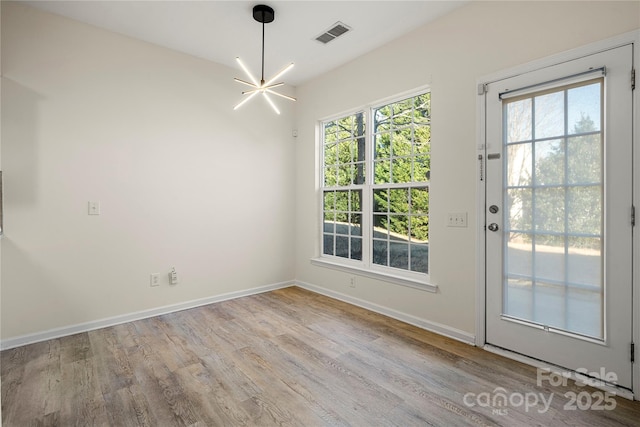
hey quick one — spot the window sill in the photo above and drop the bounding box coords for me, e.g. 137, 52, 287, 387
310, 257, 438, 293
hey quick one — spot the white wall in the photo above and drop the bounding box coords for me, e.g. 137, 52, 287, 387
1, 2, 296, 340
294, 1, 640, 338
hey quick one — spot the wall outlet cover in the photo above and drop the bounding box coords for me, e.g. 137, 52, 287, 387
447, 212, 468, 227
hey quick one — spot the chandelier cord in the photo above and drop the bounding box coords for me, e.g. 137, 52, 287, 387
261, 10, 265, 84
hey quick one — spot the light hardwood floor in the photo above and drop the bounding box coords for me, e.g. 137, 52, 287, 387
2, 286, 639, 426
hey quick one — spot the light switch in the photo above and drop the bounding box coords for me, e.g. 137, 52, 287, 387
88, 201, 101, 215
447, 212, 467, 227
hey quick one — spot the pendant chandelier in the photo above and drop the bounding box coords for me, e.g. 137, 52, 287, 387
234, 4, 296, 114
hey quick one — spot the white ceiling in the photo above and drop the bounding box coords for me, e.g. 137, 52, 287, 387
22, 1, 468, 86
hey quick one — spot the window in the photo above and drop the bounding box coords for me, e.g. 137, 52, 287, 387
320, 90, 431, 286
322, 113, 365, 261
503, 78, 604, 337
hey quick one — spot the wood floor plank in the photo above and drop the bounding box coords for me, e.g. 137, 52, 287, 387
59, 333, 93, 365
103, 384, 156, 427
126, 332, 200, 426
274, 333, 404, 411
197, 354, 262, 403
335, 342, 496, 426
3, 286, 640, 426
1, 340, 63, 425
173, 362, 251, 426
232, 341, 362, 426
58, 358, 110, 426
230, 343, 333, 426
89, 327, 136, 396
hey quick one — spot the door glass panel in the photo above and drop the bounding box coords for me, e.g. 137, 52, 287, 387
568, 82, 602, 133
507, 144, 532, 186
506, 189, 532, 230
534, 91, 564, 138
534, 188, 565, 234
535, 139, 564, 185
503, 78, 604, 339
567, 135, 601, 183
506, 98, 532, 143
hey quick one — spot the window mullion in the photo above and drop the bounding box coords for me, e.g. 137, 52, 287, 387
362, 107, 373, 268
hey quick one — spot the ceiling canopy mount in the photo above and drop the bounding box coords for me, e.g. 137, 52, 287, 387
252, 4, 274, 24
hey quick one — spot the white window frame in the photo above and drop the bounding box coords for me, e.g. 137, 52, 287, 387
312, 86, 437, 292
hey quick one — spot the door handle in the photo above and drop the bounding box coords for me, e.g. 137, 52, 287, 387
488, 223, 499, 232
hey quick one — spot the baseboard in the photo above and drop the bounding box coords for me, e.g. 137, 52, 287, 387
295, 280, 476, 345
2, 279, 476, 350
0, 280, 295, 351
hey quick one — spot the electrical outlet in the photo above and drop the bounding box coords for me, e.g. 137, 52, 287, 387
170, 267, 178, 285
150, 273, 160, 287
447, 212, 468, 227
349, 276, 356, 288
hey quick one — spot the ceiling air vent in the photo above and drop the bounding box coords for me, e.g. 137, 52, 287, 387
315, 22, 351, 44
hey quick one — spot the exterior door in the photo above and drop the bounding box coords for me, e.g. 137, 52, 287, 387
485, 44, 634, 390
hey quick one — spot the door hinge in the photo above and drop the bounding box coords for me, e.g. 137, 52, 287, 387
632, 342, 635, 363
632, 205, 636, 227
632, 69, 636, 90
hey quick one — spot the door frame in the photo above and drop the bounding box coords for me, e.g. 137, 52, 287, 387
475, 30, 640, 400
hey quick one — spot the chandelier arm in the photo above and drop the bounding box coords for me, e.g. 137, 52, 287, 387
236, 57, 259, 87
262, 92, 281, 115
263, 63, 294, 87
233, 91, 259, 110
234, 78, 259, 88
263, 82, 284, 90
265, 89, 296, 102
242, 84, 284, 96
